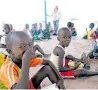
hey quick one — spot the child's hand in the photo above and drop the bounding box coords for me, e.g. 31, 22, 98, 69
74, 62, 81, 70
22, 48, 36, 63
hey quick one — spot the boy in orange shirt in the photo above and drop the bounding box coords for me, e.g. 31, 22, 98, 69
0, 31, 65, 89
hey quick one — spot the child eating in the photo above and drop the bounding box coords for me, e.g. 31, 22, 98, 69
50, 27, 98, 78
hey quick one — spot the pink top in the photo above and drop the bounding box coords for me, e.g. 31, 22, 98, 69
92, 31, 98, 40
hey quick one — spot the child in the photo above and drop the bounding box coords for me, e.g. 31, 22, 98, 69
48, 22, 53, 33
0, 31, 65, 89
67, 22, 77, 36
24, 24, 29, 31
30, 23, 40, 40
2, 24, 11, 34
0, 24, 11, 54
41, 24, 51, 39
87, 23, 95, 40
86, 38, 98, 59
71, 23, 77, 36
83, 23, 95, 39
50, 27, 98, 78
23, 24, 31, 37
30, 24, 37, 36
91, 27, 98, 40
0, 24, 11, 67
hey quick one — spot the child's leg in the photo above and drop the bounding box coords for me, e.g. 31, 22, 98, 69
74, 69, 98, 77
86, 50, 94, 59
66, 54, 89, 65
31, 65, 65, 89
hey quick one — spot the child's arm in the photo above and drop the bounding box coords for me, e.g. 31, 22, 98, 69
33, 44, 43, 52
12, 48, 36, 89
53, 47, 78, 72
65, 55, 81, 62
33, 44, 50, 56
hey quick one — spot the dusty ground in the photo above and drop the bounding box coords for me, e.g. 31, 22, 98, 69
30, 36, 98, 89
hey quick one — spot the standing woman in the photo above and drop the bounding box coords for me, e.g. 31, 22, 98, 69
51, 6, 61, 35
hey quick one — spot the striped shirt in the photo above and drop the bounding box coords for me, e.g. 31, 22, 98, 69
0, 57, 43, 89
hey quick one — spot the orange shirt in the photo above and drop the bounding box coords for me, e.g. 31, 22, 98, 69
0, 57, 43, 89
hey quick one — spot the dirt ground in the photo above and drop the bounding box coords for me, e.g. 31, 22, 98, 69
30, 36, 98, 89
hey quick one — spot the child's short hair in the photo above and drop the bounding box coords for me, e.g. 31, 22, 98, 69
89, 23, 95, 29
58, 27, 70, 37
67, 22, 72, 28
5, 31, 30, 50
3, 24, 10, 31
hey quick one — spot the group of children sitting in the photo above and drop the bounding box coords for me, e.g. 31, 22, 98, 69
24, 21, 77, 41
0, 23, 98, 89
24, 22, 53, 41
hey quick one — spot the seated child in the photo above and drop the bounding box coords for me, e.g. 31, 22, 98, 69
50, 27, 98, 79
71, 23, 77, 36
86, 38, 98, 59
24, 24, 29, 31
83, 23, 95, 40
0, 24, 11, 67
0, 31, 65, 89
2, 24, 11, 34
87, 23, 95, 40
0, 24, 11, 54
91, 27, 98, 40
48, 22, 53, 33
30, 24, 37, 36
23, 24, 31, 37
67, 22, 77, 36
41, 24, 51, 39
30, 23, 40, 40
35, 23, 41, 35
